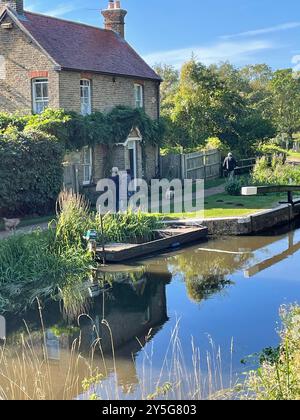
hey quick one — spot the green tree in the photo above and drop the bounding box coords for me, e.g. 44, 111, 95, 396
163, 60, 274, 155
268, 69, 300, 149
153, 63, 179, 106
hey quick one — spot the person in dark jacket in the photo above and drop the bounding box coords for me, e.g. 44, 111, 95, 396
110, 167, 120, 212
223, 153, 237, 178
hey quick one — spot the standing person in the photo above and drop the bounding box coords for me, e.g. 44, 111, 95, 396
110, 167, 120, 212
126, 169, 133, 201
223, 153, 237, 179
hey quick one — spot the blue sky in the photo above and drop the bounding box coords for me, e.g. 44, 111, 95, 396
24, 0, 300, 70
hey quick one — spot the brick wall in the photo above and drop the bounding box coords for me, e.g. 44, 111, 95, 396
0, 14, 59, 113
0, 13, 160, 184
59, 71, 159, 120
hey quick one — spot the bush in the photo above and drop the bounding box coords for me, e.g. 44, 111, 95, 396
0, 129, 64, 217
252, 156, 300, 186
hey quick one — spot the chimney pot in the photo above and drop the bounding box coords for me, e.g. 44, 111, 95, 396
0, 0, 24, 15
101, 0, 127, 38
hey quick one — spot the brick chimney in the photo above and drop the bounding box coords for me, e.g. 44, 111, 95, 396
0, 1, 24, 15
101, 0, 127, 38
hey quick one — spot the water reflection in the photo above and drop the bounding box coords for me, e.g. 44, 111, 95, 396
3, 270, 171, 398
2, 222, 300, 399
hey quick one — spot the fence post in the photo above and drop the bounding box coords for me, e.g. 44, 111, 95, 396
203, 151, 207, 181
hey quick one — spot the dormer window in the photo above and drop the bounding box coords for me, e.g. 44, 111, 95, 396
134, 83, 144, 108
80, 79, 92, 115
32, 78, 49, 114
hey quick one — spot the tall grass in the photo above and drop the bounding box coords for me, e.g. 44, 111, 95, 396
54, 190, 161, 247
241, 305, 300, 400
0, 191, 162, 314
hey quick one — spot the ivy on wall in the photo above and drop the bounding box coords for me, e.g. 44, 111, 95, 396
0, 106, 165, 151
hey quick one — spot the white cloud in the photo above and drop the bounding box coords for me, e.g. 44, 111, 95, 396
25, 1, 77, 17
222, 22, 300, 40
143, 40, 274, 68
41, 4, 77, 18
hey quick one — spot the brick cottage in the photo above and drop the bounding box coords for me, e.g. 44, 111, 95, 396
0, 0, 161, 189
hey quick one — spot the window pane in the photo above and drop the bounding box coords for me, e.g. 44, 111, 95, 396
83, 147, 91, 164
33, 79, 48, 114
35, 83, 42, 98
134, 84, 143, 108
80, 80, 91, 115
42, 83, 48, 99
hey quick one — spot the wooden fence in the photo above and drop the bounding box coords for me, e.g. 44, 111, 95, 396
161, 149, 221, 180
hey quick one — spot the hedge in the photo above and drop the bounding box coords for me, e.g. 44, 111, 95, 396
0, 129, 64, 217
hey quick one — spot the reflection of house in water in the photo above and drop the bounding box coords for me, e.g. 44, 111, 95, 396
4, 270, 171, 398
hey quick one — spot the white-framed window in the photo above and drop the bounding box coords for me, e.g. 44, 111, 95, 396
80, 79, 92, 115
134, 83, 144, 108
83, 146, 92, 185
32, 78, 49, 114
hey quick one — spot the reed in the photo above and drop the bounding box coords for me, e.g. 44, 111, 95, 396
0, 310, 235, 400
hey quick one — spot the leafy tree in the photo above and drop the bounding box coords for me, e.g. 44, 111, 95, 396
163, 60, 274, 155
268, 69, 300, 149
153, 63, 179, 106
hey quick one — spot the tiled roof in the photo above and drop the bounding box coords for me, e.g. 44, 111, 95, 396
20, 11, 160, 81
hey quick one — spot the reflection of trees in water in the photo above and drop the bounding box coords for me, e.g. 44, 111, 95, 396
169, 251, 251, 304
186, 274, 233, 303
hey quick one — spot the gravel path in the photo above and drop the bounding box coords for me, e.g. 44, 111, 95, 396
205, 184, 226, 197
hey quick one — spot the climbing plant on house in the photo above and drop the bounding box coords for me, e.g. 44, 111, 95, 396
0, 107, 165, 216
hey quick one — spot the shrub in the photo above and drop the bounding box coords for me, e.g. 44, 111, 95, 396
252, 156, 300, 186
225, 176, 249, 196
0, 129, 64, 217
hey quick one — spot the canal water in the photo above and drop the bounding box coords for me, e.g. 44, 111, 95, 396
2, 223, 300, 399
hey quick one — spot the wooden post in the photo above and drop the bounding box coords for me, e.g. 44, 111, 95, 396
99, 208, 106, 265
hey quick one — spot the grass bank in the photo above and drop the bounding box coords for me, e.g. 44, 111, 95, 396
0, 191, 160, 314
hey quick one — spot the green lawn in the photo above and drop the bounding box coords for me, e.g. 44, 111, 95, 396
160, 193, 291, 220
288, 151, 300, 160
